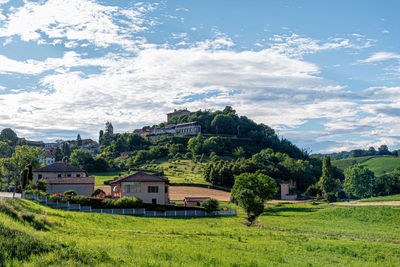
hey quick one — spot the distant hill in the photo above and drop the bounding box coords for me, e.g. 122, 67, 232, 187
332, 155, 400, 175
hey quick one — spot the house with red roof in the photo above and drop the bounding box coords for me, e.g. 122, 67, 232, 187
109, 172, 169, 205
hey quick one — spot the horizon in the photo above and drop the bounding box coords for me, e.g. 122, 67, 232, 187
0, 0, 399, 153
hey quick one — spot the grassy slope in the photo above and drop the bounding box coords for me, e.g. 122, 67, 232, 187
1, 198, 400, 266
360, 194, 400, 202
332, 155, 400, 175
91, 159, 208, 186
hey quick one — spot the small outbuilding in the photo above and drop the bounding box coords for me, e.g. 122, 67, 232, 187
184, 197, 210, 207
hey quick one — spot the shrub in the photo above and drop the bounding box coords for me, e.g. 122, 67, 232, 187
102, 199, 115, 209
70, 196, 90, 206
201, 198, 219, 213
48, 195, 61, 201
37, 179, 47, 191
64, 190, 78, 196
114, 197, 143, 209
305, 184, 322, 197
91, 189, 106, 197
325, 192, 337, 202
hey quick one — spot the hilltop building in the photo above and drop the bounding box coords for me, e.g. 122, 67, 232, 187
167, 108, 193, 121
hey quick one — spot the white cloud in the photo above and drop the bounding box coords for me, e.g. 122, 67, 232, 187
0, 0, 155, 49
269, 33, 374, 57
382, 30, 390, 34
360, 52, 400, 63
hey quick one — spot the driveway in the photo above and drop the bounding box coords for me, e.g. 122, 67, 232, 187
0, 192, 21, 198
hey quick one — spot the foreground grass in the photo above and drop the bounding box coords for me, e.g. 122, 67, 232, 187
1, 198, 400, 266
360, 194, 400, 202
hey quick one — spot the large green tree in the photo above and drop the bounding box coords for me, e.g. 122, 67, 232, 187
230, 172, 278, 225
344, 164, 375, 198
319, 155, 340, 201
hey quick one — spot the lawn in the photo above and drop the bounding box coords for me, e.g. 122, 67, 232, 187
90, 171, 129, 186
1, 198, 400, 266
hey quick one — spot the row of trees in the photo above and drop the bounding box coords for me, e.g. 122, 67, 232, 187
306, 156, 400, 201
322, 145, 398, 160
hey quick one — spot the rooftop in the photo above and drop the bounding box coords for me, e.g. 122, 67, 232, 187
33, 163, 85, 173
110, 171, 169, 184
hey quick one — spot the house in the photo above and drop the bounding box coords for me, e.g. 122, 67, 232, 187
39, 150, 56, 165
280, 181, 297, 200
110, 171, 169, 205
184, 197, 210, 207
167, 108, 192, 121
33, 163, 94, 196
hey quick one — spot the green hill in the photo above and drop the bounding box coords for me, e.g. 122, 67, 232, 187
1, 198, 400, 266
332, 155, 400, 175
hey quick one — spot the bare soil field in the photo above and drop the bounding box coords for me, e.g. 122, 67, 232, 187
170, 186, 230, 201
95, 185, 231, 202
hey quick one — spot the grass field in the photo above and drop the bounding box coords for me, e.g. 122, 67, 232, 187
1, 198, 400, 266
91, 159, 208, 186
360, 194, 400, 202
332, 155, 400, 175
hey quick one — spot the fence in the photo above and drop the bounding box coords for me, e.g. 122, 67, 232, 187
22, 193, 236, 218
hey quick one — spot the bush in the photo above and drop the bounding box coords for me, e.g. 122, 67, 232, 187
91, 189, 106, 197
305, 184, 322, 197
64, 190, 78, 196
114, 197, 143, 209
70, 196, 90, 206
101, 199, 115, 208
325, 192, 337, 202
201, 198, 219, 213
37, 179, 47, 191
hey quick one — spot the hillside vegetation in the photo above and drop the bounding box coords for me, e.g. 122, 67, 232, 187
1, 198, 400, 266
332, 155, 400, 175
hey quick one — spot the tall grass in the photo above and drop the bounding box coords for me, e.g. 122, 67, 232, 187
1, 198, 400, 266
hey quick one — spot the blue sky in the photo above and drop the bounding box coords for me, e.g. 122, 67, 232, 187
0, 0, 399, 153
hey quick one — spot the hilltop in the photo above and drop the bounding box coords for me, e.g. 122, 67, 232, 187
332, 155, 400, 175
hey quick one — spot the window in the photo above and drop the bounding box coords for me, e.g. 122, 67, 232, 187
76, 174, 81, 177
148, 186, 159, 193
152, 198, 157, 204
57, 174, 62, 178
123, 182, 141, 193
67, 174, 71, 177
165, 186, 168, 193
38, 174, 42, 179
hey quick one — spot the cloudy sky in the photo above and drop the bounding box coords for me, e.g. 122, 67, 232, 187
0, 0, 399, 153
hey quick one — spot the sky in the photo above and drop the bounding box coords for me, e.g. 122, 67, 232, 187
0, 0, 399, 153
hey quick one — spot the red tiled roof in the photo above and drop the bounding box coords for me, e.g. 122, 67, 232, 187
44, 177, 94, 184
110, 171, 169, 184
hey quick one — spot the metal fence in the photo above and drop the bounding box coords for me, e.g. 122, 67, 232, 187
22, 193, 236, 218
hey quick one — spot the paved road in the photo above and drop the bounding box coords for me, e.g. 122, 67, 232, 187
0, 192, 21, 198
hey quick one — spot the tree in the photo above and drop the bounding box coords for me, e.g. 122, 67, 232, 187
62, 143, 71, 159
0, 141, 12, 158
319, 155, 340, 201
378, 145, 390, 155
230, 172, 277, 225
54, 147, 63, 162
201, 198, 219, 213
233, 146, 245, 159
235, 189, 265, 225
77, 134, 82, 147
0, 128, 18, 146
211, 114, 235, 135
344, 164, 375, 198
70, 149, 95, 171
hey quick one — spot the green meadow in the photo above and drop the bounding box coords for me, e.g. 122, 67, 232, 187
1, 198, 400, 266
332, 155, 400, 175
360, 194, 400, 202
91, 159, 208, 186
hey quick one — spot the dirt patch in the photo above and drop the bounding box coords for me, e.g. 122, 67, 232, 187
266, 200, 314, 204
333, 201, 400, 206
170, 186, 230, 201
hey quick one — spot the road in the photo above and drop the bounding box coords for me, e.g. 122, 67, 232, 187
0, 192, 21, 198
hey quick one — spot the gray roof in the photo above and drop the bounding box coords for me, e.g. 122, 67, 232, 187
110, 171, 169, 184
33, 163, 85, 173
